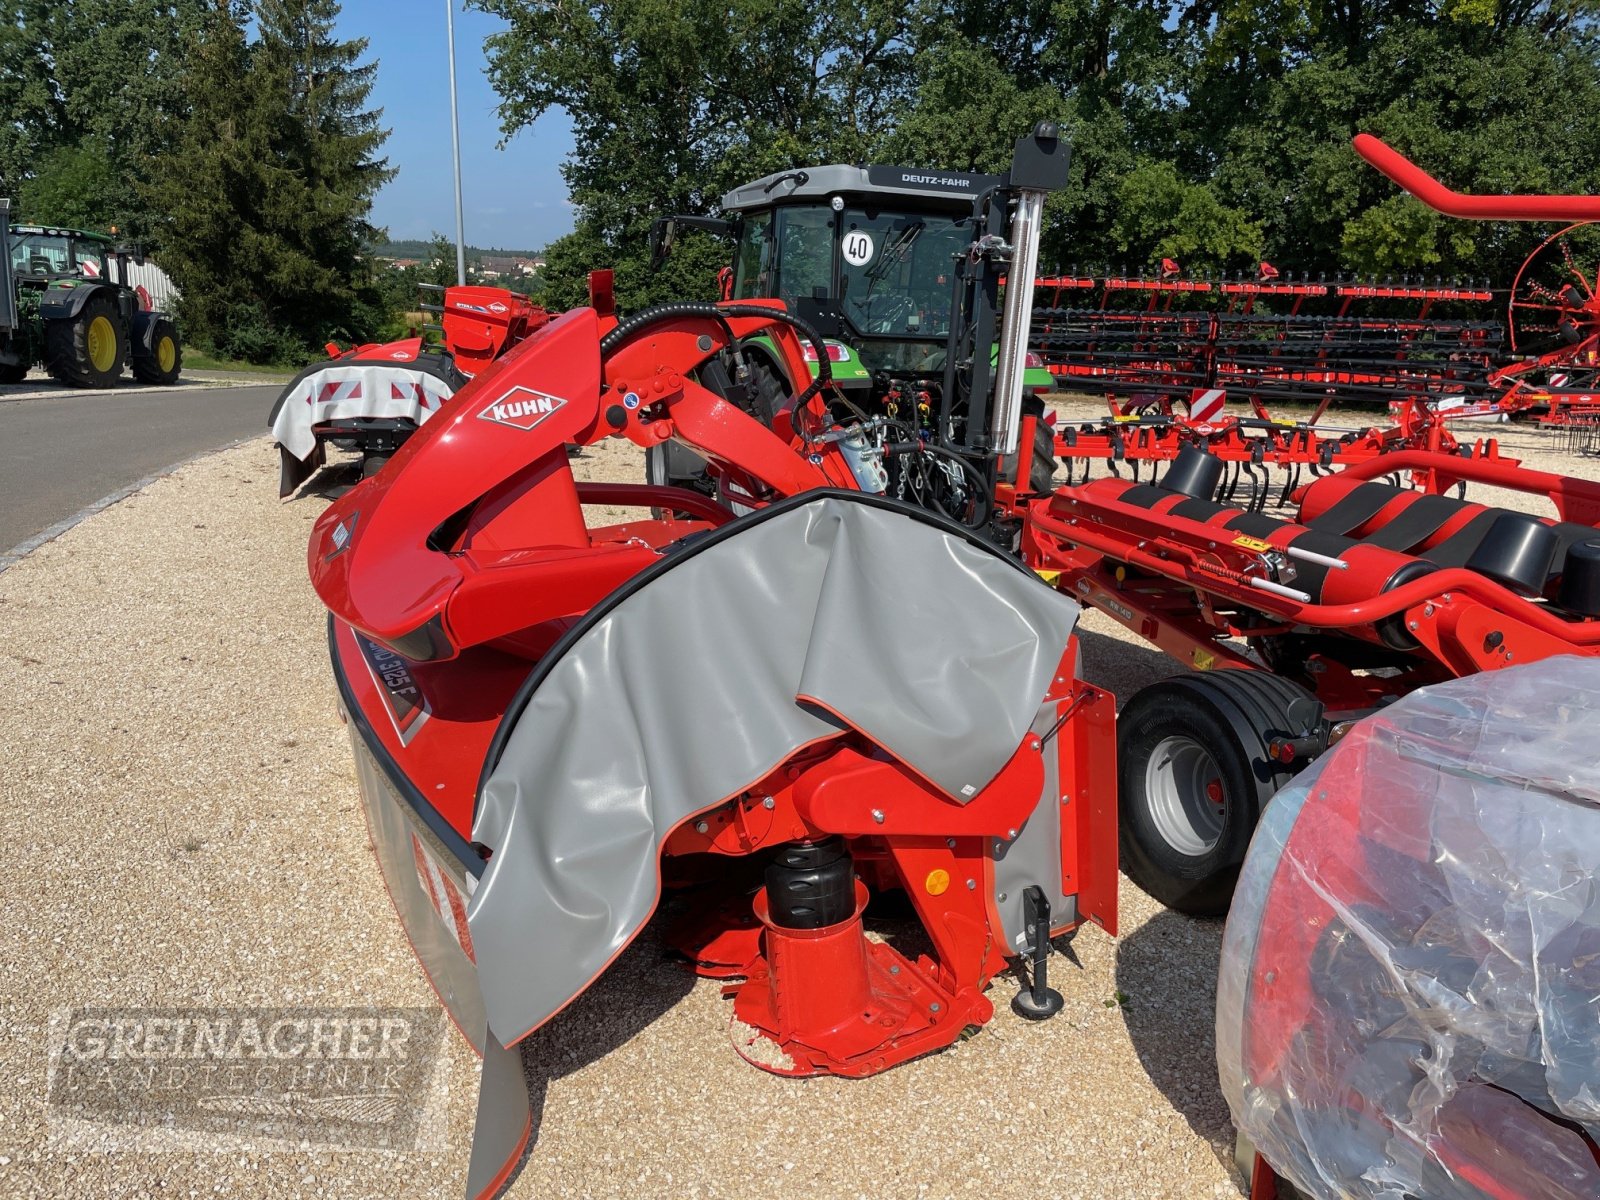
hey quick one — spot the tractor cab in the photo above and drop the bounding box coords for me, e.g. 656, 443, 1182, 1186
651, 167, 1055, 401
7, 224, 125, 285
722, 166, 996, 385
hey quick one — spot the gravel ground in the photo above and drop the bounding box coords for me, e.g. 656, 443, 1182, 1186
2, 410, 1594, 1199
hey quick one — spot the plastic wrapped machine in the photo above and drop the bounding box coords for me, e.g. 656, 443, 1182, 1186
1218, 657, 1600, 1200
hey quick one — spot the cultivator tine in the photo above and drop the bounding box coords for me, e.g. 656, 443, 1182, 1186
1278, 464, 1301, 508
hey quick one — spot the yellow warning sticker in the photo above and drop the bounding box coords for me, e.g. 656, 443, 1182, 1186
1193, 648, 1217, 670
1232, 535, 1273, 553
1035, 569, 1062, 585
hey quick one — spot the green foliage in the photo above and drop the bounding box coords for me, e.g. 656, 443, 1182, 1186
1110, 160, 1264, 270
478, 0, 1600, 299
16, 145, 120, 230
0, 0, 199, 237
146, 0, 394, 363
471, 0, 922, 308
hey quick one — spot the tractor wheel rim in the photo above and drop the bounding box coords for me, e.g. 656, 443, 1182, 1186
1145, 735, 1226, 858
88, 316, 116, 372
157, 336, 176, 373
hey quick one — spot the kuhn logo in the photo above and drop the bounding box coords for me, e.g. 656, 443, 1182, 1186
489, 301, 508, 314
478, 386, 568, 431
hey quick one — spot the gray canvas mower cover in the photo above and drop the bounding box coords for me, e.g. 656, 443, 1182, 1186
268, 347, 462, 496
341, 491, 1083, 1196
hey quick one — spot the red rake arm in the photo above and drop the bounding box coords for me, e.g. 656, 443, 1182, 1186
1354, 133, 1600, 222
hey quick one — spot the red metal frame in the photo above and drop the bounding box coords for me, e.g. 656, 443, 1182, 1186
1024, 449, 1600, 713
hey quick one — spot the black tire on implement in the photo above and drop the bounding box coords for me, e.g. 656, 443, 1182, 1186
132, 317, 182, 386
44, 293, 125, 388
0, 361, 27, 384
1007, 395, 1058, 495
1117, 669, 1314, 916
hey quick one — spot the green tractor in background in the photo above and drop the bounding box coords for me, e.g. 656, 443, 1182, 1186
648, 164, 1058, 492
0, 199, 183, 388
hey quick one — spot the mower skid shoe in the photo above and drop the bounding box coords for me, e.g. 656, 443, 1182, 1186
464, 1027, 531, 1200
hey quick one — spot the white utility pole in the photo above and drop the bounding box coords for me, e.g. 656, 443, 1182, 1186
445, 0, 468, 286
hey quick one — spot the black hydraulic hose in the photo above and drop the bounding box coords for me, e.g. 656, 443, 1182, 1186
885, 439, 993, 527
598, 302, 835, 411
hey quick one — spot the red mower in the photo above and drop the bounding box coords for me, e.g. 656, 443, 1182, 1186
269, 283, 550, 496
310, 127, 1116, 1197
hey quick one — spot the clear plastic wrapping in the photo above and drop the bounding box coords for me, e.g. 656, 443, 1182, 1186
1217, 657, 1600, 1200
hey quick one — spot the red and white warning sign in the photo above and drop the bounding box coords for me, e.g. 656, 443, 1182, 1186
411, 833, 476, 963
1189, 388, 1226, 425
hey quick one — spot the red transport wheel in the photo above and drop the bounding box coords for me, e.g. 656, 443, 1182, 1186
1508, 221, 1600, 371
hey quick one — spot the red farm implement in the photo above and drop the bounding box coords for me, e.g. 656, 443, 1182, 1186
306, 126, 1600, 1198
269, 282, 551, 495
1033, 135, 1600, 460
1024, 437, 1600, 915
311, 127, 1123, 1197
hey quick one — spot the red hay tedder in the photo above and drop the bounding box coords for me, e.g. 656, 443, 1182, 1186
306, 126, 1600, 1197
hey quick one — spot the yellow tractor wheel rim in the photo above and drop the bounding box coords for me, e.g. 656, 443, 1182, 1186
157, 335, 176, 373
87, 315, 117, 373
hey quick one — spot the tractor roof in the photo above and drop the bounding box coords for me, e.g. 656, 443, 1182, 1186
722, 165, 1003, 214
10, 224, 114, 244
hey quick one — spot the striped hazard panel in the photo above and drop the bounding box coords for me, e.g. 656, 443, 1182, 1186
411, 833, 476, 963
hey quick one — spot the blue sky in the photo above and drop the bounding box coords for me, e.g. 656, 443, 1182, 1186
341, 0, 577, 250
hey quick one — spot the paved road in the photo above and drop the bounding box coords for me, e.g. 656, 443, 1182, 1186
0, 382, 281, 552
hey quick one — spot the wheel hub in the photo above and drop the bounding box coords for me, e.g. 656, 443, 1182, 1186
87, 315, 117, 373
1146, 735, 1227, 858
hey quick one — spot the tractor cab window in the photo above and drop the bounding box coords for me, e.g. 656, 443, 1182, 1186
838, 210, 966, 340
13, 233, 70, 277
732, 211, 772, 298
72, 240, 106, 280
772, 207, 833, 309
732, 206, 835, 311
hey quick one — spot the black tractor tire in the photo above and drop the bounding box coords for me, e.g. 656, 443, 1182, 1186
1003, 396, 1058, 495
44, 294, 126, 388
132, 318, 182, 386
1025, 397, 1058, 494
1118, 669, 1315, 917
0, 361, 28, 385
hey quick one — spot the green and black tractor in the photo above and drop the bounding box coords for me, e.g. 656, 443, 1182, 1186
0, 198, 183, 388
646, 162, 1060, 499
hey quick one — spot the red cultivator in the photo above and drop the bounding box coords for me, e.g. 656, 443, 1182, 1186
1034, 136, 1600, 467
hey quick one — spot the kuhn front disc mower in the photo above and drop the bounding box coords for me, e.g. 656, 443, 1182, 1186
311, 126, 1117, 1197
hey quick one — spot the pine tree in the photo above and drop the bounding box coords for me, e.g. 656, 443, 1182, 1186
148, 0, 394, 362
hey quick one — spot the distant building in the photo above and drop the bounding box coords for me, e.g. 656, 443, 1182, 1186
389, 258, 421, 270
479, 255, 541, 279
